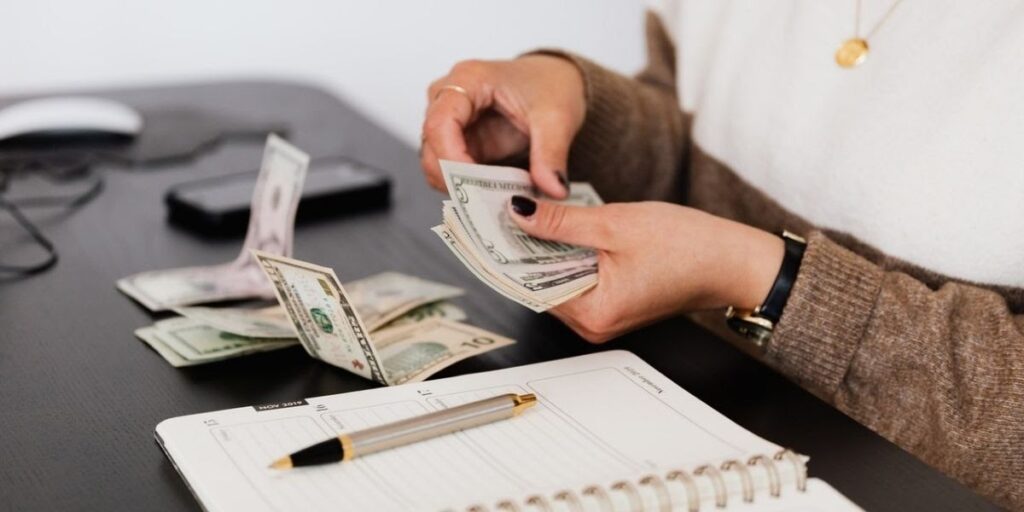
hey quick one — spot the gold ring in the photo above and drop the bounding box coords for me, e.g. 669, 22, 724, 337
434, 84, 472, 106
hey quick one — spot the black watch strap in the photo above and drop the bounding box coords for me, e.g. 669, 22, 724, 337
756, 232, 806, 324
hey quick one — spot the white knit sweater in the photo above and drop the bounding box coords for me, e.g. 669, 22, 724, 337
652, 0, 1024, 287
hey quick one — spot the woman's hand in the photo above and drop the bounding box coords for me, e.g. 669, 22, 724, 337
420, 55, 586, 199
507, 196, 786, 343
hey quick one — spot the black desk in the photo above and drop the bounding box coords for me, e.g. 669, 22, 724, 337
0, 81, 996, 511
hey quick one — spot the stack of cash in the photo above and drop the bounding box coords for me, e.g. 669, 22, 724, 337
135, 271, 471, 371
431, 160, 604, 312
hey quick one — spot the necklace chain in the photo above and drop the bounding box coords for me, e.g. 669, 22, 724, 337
856, 0, 906, 41
836, 0, 905, 68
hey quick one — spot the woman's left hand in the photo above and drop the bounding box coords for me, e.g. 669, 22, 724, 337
507, 196, 785, 342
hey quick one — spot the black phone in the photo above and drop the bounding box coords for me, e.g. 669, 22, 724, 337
166, 156, 390, 236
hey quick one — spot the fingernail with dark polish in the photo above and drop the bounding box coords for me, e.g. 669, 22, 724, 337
511, 195, 537, 217
556, 170, 569, 190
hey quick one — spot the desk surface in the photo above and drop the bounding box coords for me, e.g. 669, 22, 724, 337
0, 81, 996, 511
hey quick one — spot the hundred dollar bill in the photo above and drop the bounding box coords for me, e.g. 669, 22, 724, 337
373, 319, 513, 385
434, 160, 603, 312
135, 318, 296, 367
253, 251, 511, 384
117, 134, 309, 311
252, 250, 385, 383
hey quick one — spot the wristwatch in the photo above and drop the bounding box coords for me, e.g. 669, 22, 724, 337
726, 230, 807, 350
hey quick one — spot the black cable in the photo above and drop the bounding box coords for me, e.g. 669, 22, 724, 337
5, 169, 103, 209
0, 196, 58, 275
0, 127, 285, 279
0, 154, 101, 277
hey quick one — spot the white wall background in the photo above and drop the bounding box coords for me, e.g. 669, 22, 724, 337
0, 0, 646, 146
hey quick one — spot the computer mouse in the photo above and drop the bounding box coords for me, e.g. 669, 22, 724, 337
0, 96, 143, 147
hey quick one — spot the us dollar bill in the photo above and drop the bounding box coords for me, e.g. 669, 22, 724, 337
434, 160, 602, 311
344, 271, 464, 330
171, 267, 467, 337
441, 160, 602, 265
252, 252, 511, 384
117, 134, 309, 311
173, 299, 467, 340
378, 301, 466, 329
373, 319, 513, 385
135, 318, 297, 367
442, 200, 597, 304
172, 305, 295, 339
252, 250, 386, 383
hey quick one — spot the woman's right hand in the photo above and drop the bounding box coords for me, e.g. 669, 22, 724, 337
420, 55, 586, 199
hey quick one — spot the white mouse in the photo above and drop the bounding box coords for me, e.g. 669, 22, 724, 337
0, 96, 143, 144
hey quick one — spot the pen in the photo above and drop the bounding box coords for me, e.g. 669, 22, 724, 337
269, 392, 537, 469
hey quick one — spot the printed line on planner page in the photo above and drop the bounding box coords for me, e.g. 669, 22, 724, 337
209, 366, 749, 511
526, 366, 748, 467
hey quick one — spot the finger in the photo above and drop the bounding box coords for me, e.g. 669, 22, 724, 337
419, 143, 446, 192
422, 90, 476, 164
464, 111, 529, 163
507, 196, 610, 249
527, 111, 575, 199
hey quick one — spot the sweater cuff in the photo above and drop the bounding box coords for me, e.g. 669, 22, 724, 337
767, 231, 884, 398
522, 49, 639, 183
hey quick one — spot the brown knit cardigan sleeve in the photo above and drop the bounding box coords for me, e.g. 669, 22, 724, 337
533, 11, 1024, 511
530, 11, 689, 204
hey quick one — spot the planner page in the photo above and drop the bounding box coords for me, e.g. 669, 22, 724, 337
156, 350, 782, 512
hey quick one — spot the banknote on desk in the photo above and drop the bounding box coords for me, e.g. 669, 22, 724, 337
139, 273, 467, 367
117, 134, 309, 311
253, 251, 512, 385
140, 301, 468, 368
173, 299, 466, 341
432, 160, 604, 312
330, 271, 464, 331
135, 317, 298, 367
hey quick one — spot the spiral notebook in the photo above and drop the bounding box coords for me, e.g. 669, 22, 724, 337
156, 350, 862, 511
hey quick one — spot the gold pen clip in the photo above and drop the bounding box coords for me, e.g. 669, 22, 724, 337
512, 393, 537, 415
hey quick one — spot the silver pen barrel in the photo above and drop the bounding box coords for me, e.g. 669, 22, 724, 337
344, 393, 536, 459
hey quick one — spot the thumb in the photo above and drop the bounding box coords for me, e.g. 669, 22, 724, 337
528, 113, 575, 199
508, 195, 608, 249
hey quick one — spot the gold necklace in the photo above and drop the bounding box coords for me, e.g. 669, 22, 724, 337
835, 0, 905, 68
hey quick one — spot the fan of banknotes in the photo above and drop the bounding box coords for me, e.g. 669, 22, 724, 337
431, 160, 604, 312
119, 136, 514, 385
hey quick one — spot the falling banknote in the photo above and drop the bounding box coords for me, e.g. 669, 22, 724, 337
117, 134, 309, 311
252, 251, 513, 385
433, 160, 604, 312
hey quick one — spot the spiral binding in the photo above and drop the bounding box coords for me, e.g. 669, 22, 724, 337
463, 448, 808, 512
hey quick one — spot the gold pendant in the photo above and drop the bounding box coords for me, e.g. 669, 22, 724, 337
835, 38, 869, 68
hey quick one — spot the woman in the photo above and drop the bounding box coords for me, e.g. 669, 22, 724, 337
419, 2, 1024, 508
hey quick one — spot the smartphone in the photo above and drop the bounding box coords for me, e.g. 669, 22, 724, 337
166, 156, 391, 236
